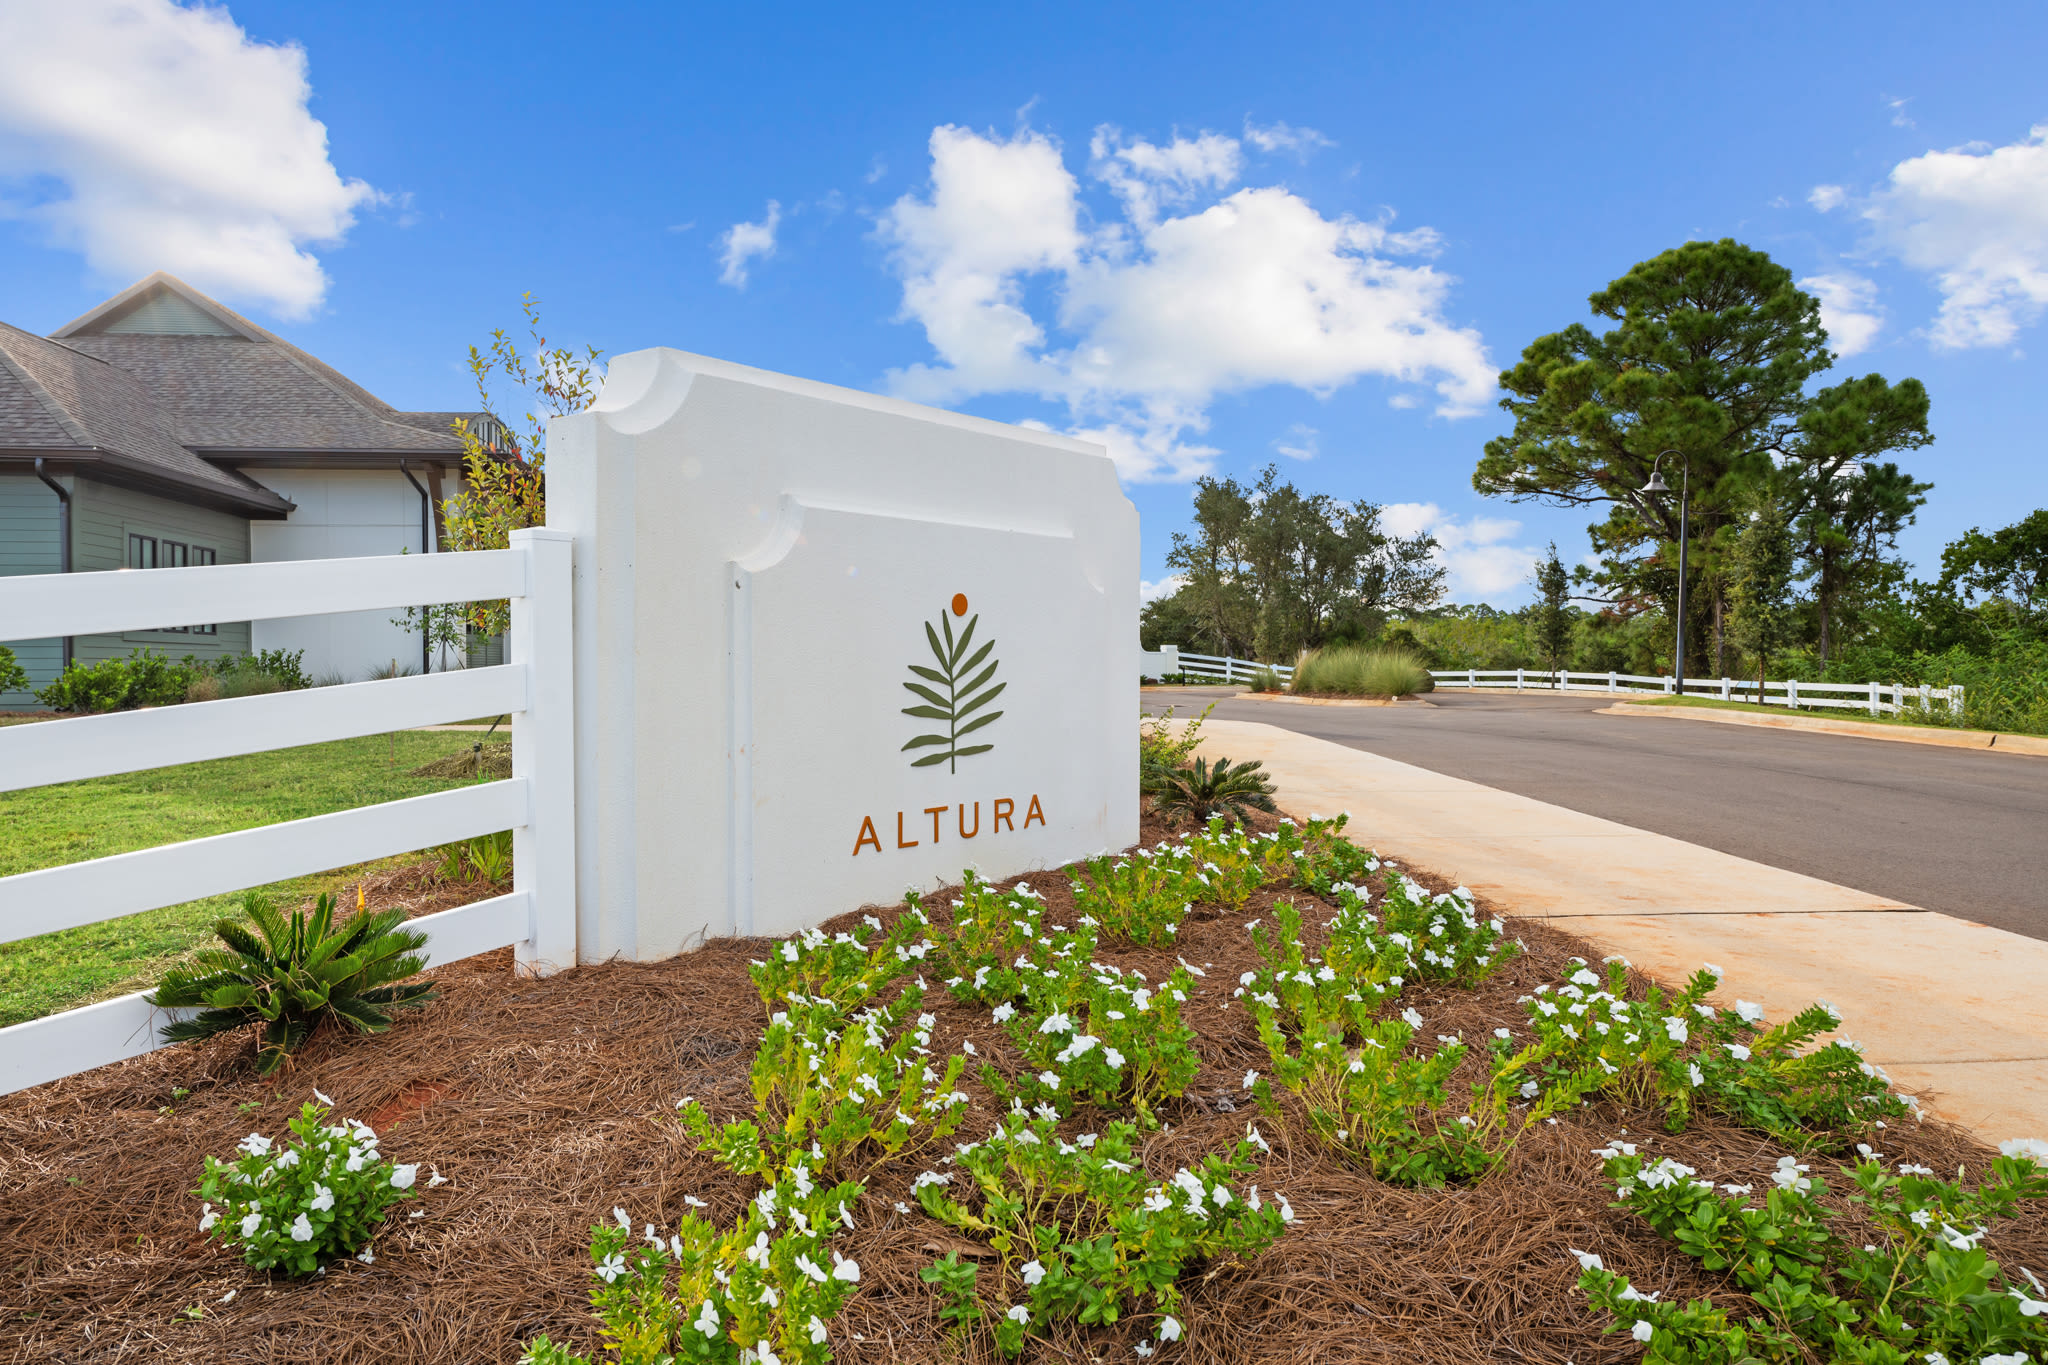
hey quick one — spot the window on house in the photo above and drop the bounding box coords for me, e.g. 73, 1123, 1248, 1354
128, 534, 217, 634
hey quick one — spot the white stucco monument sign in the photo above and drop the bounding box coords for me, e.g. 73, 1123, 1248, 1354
549, 349, 1136, 960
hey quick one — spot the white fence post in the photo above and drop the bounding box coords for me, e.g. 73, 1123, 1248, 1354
510, 528, 577, 976
1787, 678, 1798, 709
1607, 670, 1616, 693
1868, 680, 1879, 716
1516, 668, 1525, 691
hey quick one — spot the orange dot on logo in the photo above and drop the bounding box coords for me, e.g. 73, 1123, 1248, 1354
950, 593, 969, 616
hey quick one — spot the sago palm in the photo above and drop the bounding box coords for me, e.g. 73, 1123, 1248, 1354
1143, 755, 1278, 823
151, 890, 435, 1074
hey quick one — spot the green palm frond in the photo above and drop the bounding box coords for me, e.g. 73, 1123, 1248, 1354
148, 890, 436, 1072
1144, 755, 1278, 823
901, 604, 1005, 773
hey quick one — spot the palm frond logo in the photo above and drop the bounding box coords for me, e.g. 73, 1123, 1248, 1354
901, 593, 1004, 772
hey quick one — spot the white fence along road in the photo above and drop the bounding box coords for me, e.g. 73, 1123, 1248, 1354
1150, 652, 1963, 720
0, 529, 577, 1095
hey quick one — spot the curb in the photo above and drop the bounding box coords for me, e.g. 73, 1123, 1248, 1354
1600, 701, 2048, 757
1238, 692, 1434, 708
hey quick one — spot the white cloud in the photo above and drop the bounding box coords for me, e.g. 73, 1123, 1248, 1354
1243, 119, 1334, 159
1809, 184, 1847, 212
1274, 423, 1317, 460
1862, 124, 2048, 348
1382, 502, 1542, 600
1140, 575, 1186, 604
717, 200, 781, 289
864, 155, 887, 185
0, 0, 377, 318
1885, 95, 1915, 130
878, 122, 1494, 484
1800, 272, 1885, 356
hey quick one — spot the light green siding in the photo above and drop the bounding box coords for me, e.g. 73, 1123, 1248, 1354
1, 474, 254, 705
1, 474, 63, 705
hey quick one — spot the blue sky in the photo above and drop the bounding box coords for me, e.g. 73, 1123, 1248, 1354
2, 1, 2044, 604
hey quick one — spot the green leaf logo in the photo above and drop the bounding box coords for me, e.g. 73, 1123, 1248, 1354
901, 594, 1004, 772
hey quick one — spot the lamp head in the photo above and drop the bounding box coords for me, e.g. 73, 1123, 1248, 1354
1642, 469, 1671, 495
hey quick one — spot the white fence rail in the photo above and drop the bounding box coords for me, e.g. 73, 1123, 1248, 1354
1152, 650, 1962, 719
1426, 668, 1964, 718
0, 530, 577, 1095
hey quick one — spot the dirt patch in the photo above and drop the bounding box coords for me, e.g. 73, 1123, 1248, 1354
409, 742, 512, 781
0, 807, 2036, 1365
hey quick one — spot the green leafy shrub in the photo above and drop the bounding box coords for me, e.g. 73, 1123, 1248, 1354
993, 955, 1203, 1125
1143, 755, 1277, 823
1069, 845, 1199, 946
1289, 645, 1434, 697
524, 1169, 867, 1365
915, 1115, 1291, 1356
1249, 666, 1286, 692
437, 829, 514, 883
194, 1098, 428, 1274
748, 907, 930, 1010
0, 644, 28, 696
35, 649, 194, 712
678, 987, 971, 1179
1507, 961, 1909, 1147
151, 890, 435, 1074
1575, 1143, 2048, 1364
937, 874, 1089, 1007
1137, 701, 1212, 770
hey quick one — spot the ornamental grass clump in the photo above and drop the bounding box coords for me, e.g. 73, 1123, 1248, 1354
1288, 645, 1433, 697
1574, 1143, 2048, 1364
913, 1115, 1291, 1357
194, 1098, 427, 1275
523, 1169, 866, 1365
151, 888, 434, 1075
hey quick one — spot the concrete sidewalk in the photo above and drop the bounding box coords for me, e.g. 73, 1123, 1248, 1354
1198, 717, 2048, 1145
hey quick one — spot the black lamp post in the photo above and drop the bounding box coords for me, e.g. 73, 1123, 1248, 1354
1642, 450, 1691, 697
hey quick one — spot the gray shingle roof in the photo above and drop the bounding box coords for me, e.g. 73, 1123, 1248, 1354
0, 322, 291, 514
0, 273, 484, 515
51, 274, 475, 456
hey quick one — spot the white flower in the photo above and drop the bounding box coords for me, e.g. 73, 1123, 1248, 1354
390, 1164, 419, 1190
595, 1252, 627, 1283
1039, 1010, 1073, 1035
289, 1213, 314, 1242
1631, 1320, 1653, 1342
1519, 1080, 1540, 1099
238, 1133, 272, 1156
1275, 1194, 1295, 1223
1135, 1344, 1155, 1359
199, 1203, 218, 1232
1999, 1137, 2048, 1163
1569, 1248, 1603, 1271
1006, 1304, 1030, 1324
1159, 1316, 1183, 1342
808, 1315, 829, 1345
1911, 1209, 1934, 1229
1021, 1259, 1046, 1286
1980, 1355, 2029, 1365
1735, 1000, 1766, 1024
1401, 1007, 1425, 1030
1243, 1070, 1259, 1091
313, 1088, 334, 1106
694, 1299, 721, 1336
1493, 1028, 1512, 1041
1702, 962, 1724, 979
428, 1167, 448, 1188
614, 1207, 632, 1230
795, 1253, 828, 1283
1662, 1016, 1689, 1044
831, 1251, 860, 1282
1725, 1043, 1752, 1061
218, 1289, 235, 1304
1103, 1047, 1126, 1069
1687, 1063, 1704, 1088
239, 1211, 263, 1238
1038, 1071, 1061, 1090
356, 1246, 375, 1264
310, 1183, 335, 1212
992, 1003, 1017, 1024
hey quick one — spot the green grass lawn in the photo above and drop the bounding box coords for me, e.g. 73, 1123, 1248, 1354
1621, 693, 1984, 731
0, 730, 498, 1028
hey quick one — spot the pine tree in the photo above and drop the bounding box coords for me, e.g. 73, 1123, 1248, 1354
1533, 543, 1571, 685
1729, 492, 1797, 699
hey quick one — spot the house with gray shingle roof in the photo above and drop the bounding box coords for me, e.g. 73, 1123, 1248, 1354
2, 273, 506, 702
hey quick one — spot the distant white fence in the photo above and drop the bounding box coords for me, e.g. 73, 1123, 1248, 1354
0, 529, 577, 1095
1149, 651, 1962, 720
1428, 668, 1964, 719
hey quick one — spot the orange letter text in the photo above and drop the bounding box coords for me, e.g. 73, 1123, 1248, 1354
994, 797, 1015, 832
1024, 794, 1045, 828
853, 816, 882, 856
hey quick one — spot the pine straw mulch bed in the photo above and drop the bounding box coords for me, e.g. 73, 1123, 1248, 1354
2, 812, 2040, 1365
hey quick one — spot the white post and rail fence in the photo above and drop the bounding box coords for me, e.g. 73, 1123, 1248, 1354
0, 528, 577, 1096
1143, 650, 1964, 720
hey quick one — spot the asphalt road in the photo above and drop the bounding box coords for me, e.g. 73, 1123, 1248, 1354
1168, 687, 2048, 942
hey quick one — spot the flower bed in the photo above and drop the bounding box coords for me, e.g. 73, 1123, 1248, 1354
2, 805, 2042, 1364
